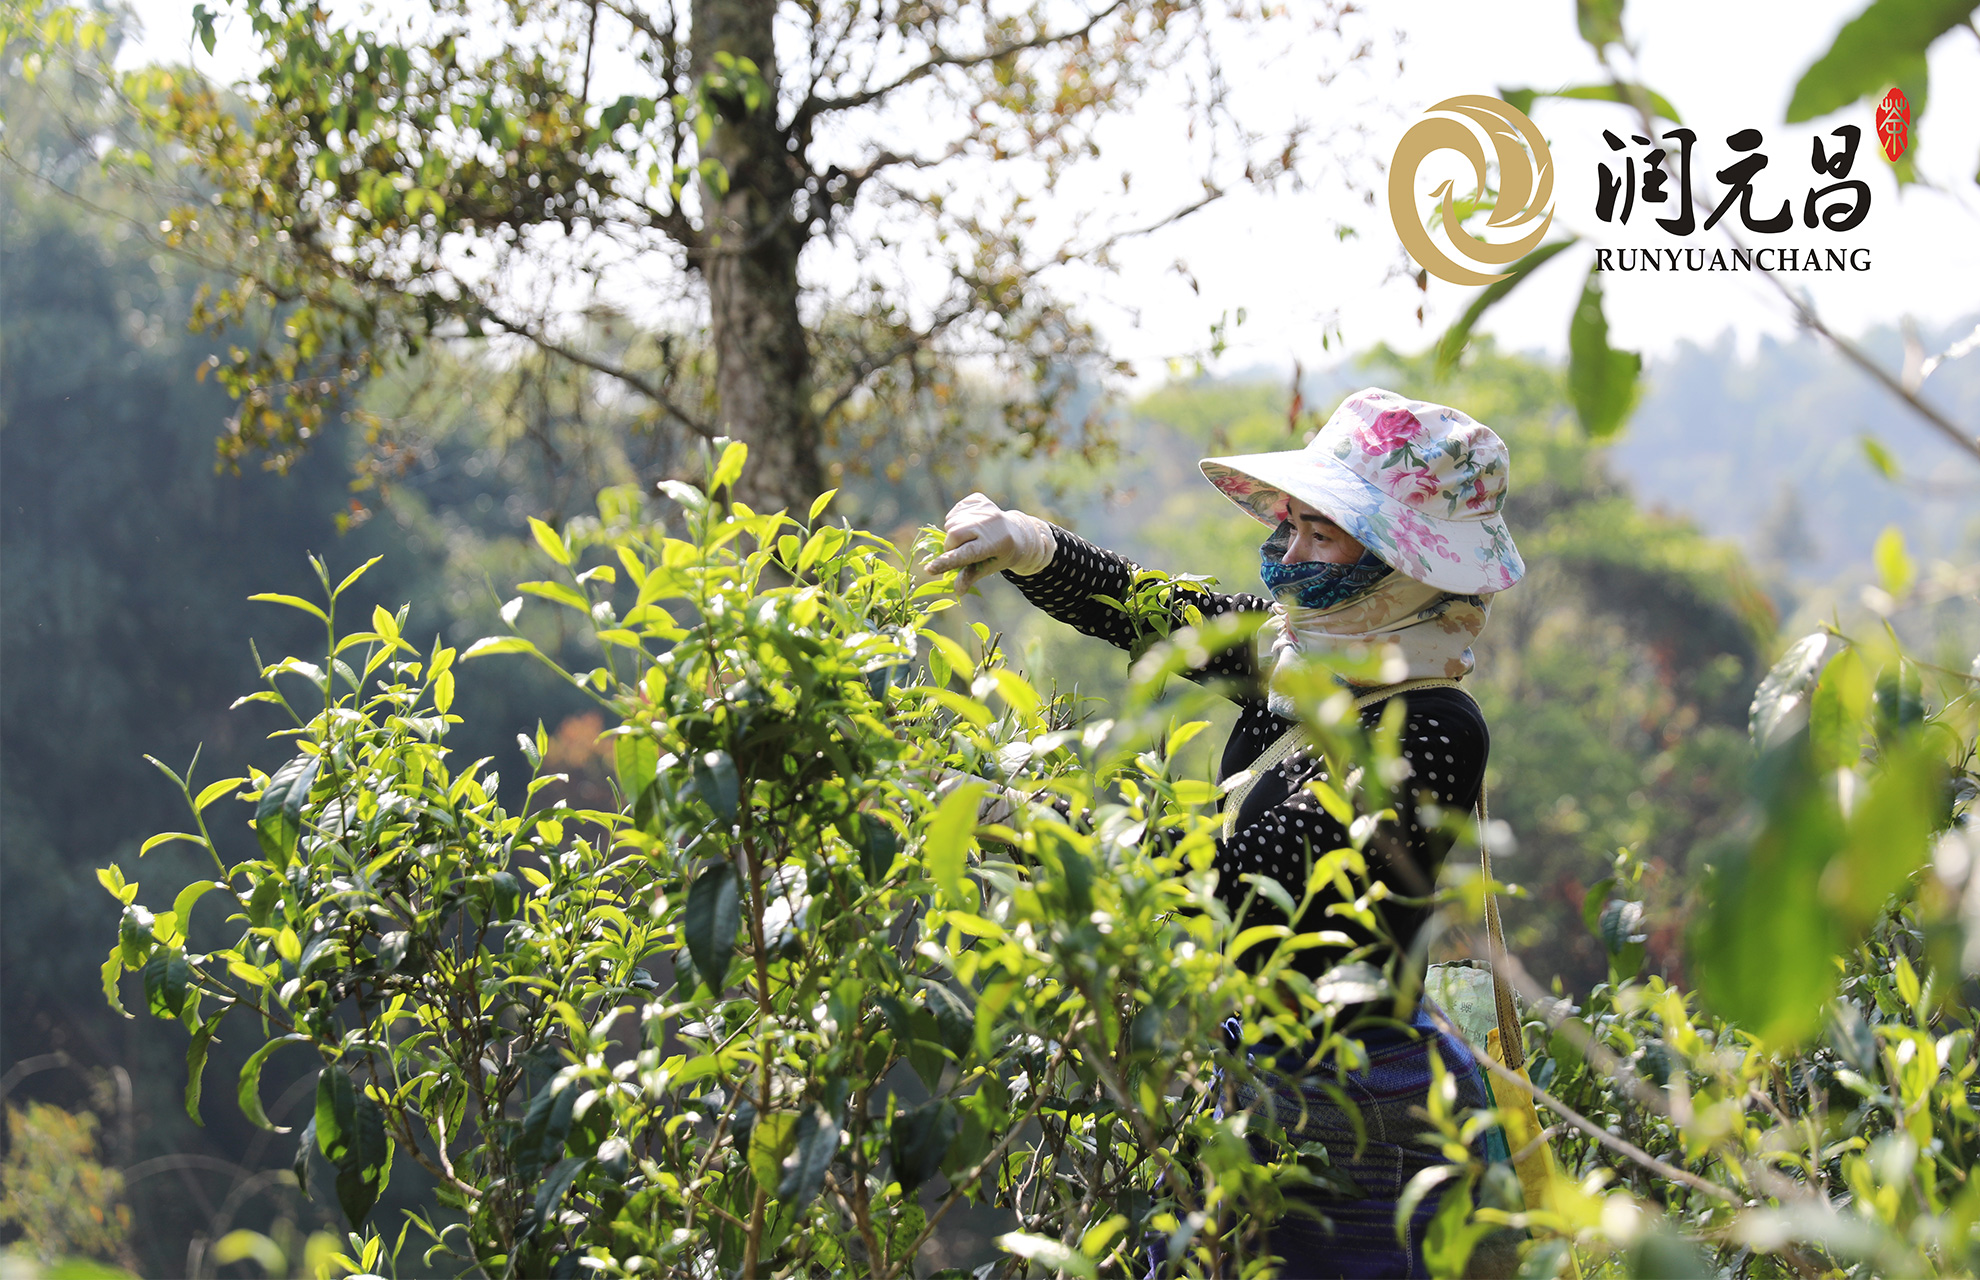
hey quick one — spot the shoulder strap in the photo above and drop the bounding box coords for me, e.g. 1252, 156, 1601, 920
1478, 778, 1524, 1070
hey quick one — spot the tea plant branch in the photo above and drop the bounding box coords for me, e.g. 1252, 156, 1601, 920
1490, 947, 1673, 1119
894, 1038, 1071, 1276
823, 1168, 885, 1279
1424, 1005, 1738, 1205
740, 830, 780, 1280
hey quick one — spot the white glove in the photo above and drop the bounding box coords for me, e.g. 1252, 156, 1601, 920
922, 493, 1056, 591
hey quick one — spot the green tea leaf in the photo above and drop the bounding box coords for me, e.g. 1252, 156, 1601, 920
613, 732, 659, 800
171, 880, 222, 935
776, 1106, 839, 1208
691, 750, 740, 821
331, 556, 382, 600
335, 1099, 390, 1227
530, 1155, 588, 1234
1692, 736, 1844, 1046
247, 593, 329, 623
528, 516, 572, 566
1859, 434, 1899, 479
140, 831, 208, 857
1566, 262, 1641, 439
255, 753, 319, 869
1873, 525, 1915, 598
997, 1230, 1095, 1278
186, 1014, 223, 1124
144, 949, 190, 1019
890, 1100, 958, 1193
748, 1111, 796, 1192
710, 439, 748, 493
519, 579, 592, 613
514, 1077, 579, 1171
1497, 83, 1680, 124
247, 877, 283, 928
1434, 239, 1576, 376
101, 951, 129, 1018
238, 1034, 310, 1132
1750, 632, 1841, 749
683, 861, 741, 994
1786, 0, 1970, 122
463, 635, 541, 659
854, 813, 900, 884
922, 981, 974, 1060
315, 1067, 357, 1163
926, 782, 982, 908
193, 776, 247, 813
1575, 0, 1624, 49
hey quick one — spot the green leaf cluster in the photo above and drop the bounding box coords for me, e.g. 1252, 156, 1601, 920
104, 443, 1468, 1278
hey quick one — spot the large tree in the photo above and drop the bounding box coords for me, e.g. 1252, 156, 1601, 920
108, 0, 1371, 509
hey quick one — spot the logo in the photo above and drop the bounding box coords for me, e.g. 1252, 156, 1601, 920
1388, 95, 1556, 286
1876, 88, 1910, 163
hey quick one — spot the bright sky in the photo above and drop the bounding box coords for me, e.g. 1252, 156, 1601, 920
117, 0, 1980, 381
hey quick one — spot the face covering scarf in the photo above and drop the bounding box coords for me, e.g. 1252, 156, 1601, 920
1256, 523, 1491, 718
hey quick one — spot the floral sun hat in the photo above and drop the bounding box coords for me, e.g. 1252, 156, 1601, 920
1198, 386, 1525, 595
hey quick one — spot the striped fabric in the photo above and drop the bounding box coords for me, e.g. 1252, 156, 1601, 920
1227, 1003, 1510, 1279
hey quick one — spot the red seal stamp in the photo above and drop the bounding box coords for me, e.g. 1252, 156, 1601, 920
1876, 88, 1910, 163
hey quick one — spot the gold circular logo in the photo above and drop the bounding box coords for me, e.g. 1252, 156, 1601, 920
1389, 95, 1556, 286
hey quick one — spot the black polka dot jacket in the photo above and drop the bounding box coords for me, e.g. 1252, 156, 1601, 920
1006, 526, 1489, 989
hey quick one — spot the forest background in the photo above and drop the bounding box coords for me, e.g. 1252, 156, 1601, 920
3, 1, 1979, 1276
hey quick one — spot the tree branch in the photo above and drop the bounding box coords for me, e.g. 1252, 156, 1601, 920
799, 0, 1133, 120
813, 300, 975, 428
476, 305, 717, 441
1602, 60, 1980, 466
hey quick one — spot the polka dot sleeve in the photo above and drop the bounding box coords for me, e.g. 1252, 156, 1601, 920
1005, 527, 1270, 689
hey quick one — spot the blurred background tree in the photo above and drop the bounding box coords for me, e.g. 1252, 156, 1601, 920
73, 0, 1369, 511
0, 1101, 133, 1273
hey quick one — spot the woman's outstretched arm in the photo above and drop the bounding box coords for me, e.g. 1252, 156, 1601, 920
1005, 526, 1268, 690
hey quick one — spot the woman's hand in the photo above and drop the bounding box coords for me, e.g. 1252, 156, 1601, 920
922, 493, 1056, 591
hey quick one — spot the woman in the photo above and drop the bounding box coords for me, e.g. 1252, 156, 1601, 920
923, 387, 1524, 1279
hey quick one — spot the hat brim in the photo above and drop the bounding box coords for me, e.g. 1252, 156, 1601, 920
1200, 450, 1524, 595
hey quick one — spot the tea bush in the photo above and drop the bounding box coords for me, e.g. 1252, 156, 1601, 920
101, 443, 1979, 1278
102, 444, 1461, 1278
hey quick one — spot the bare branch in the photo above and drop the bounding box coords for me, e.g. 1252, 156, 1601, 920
476, 306, 718, 441
813, 300, 974, 428
800, 0, 1134, 120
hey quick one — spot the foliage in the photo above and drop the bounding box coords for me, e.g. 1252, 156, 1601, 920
3, 0, 1371, 508
103, 443, 1515, 1277
101, 439, 1980, 1278
1525, 623, 1980, 1278
1783, 0, 1975, 184
0, 1102, 132, 1268
0, 43, 589, 1277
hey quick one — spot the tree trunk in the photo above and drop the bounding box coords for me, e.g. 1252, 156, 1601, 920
690, 0, 822, 513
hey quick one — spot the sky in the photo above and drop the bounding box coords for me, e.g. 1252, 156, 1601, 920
115, 0, 1980, 384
